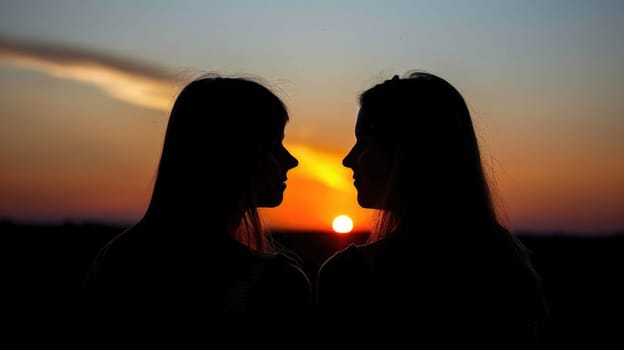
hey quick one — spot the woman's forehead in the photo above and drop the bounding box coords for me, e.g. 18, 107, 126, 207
355, 106, 378, 133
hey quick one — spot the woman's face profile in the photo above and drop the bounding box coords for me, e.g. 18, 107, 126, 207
253, 131, 299, 208
343, 106, 393, 209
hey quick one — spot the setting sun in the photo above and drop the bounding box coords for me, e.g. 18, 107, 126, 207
332, 215, 353, 234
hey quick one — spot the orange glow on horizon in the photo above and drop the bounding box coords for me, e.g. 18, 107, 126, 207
1, 38, 623, 234
260, 173, 373, 233
258, 144, 374, 233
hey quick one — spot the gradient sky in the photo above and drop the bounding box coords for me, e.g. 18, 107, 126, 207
1, 0, 623, 234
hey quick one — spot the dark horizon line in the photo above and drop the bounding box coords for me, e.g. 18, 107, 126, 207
2, 217, 623, 237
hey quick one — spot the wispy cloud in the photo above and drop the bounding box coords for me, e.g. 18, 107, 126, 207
0, 37, 354, 193
0, 37, 178, 111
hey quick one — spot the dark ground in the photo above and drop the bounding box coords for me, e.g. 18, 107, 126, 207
1, 220, 622, 348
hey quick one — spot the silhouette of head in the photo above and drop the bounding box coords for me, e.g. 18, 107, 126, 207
146, 74, 298, 249
344, 71, 496, 237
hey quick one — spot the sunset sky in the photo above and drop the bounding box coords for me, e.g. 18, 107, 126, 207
1, 1, 623, 234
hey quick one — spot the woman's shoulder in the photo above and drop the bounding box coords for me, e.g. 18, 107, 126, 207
245, 252, 312, 311
90, 226, 130, 265
259, 252, 310, 286
320, 244, 358, 269
93, 224, 150, 264
319, 241, 382, 276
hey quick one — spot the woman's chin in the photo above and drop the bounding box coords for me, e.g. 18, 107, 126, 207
258, 195, 283, 208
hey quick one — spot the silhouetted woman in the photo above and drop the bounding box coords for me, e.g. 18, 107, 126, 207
316, 71, 548, 349
82, 74, 311, 346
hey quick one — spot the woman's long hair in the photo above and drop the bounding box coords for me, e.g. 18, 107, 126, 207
359, 71, 502, 243
145, 74, 289, 252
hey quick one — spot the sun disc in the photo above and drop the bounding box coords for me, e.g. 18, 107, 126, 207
332, 215, 353, 234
